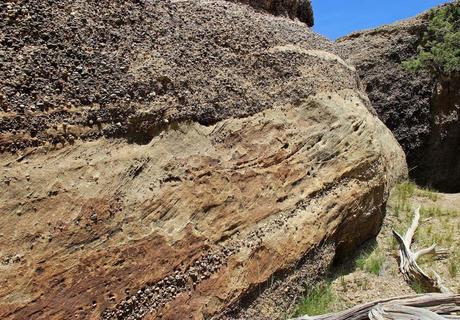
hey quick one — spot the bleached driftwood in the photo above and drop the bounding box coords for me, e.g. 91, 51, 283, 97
392, 206, 451, 293
293, 293, 460, 320
369, 303, 460, 320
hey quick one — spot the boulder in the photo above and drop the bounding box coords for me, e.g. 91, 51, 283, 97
0, 0, 406, 319
338, 10, 460, 192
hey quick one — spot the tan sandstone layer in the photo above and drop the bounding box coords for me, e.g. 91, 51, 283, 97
0, 89, 406, 319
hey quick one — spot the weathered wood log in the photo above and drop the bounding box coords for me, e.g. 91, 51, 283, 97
292, 293, 460, 320
369, 304, 460, 320
392, 206, 451, 293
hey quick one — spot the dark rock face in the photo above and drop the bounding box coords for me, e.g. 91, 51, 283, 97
338, 13, 460, 192
0, 0, 323, 153
422, 77, 460, 192
232, 0, 314, 26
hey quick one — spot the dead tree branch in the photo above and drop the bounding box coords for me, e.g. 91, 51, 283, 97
392, 206, 451, 293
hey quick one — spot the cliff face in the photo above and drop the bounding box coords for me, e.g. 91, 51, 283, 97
0, 1, 406, 319
338, 12, 460, 192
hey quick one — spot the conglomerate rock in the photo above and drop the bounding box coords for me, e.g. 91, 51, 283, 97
338, 9, 460, 192
0, 0, 318, 153
0, 1, 406, 319
231, 0, 314, 26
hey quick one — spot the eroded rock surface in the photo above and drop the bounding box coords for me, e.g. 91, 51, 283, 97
0, 1, 406, 319
231, 0, 314, 26
0, 0, 320, 153
338, 10, 460, 192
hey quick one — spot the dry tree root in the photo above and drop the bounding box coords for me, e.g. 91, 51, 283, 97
392, 206, 451, 293
292, 293, 460, 320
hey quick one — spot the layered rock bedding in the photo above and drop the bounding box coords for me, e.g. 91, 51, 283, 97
0, 1, 406, 319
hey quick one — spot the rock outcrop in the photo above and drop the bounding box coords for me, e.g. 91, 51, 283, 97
338, 10, 460, 192
0, 1, 406, 319
232, 0, 314, 26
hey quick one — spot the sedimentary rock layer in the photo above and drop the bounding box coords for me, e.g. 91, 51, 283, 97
0, 89, 406, 320
1, 0, 322, 153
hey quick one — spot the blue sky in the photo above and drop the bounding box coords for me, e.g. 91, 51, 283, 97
312, 0, 452, 40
